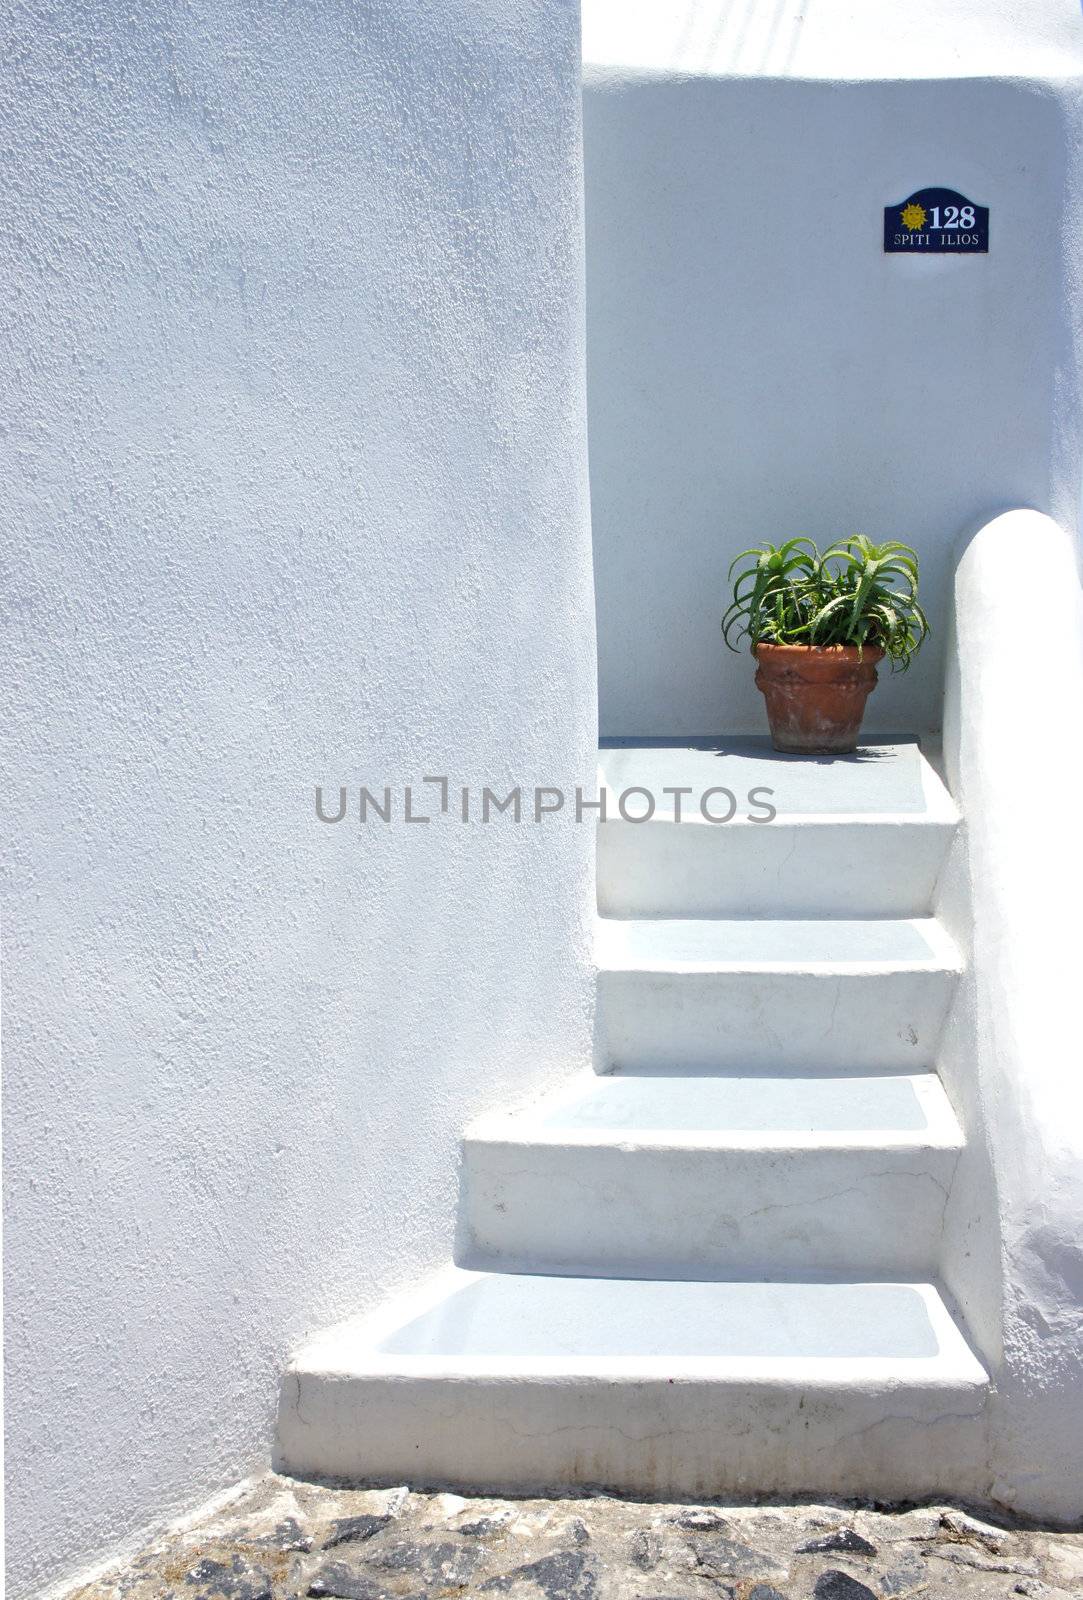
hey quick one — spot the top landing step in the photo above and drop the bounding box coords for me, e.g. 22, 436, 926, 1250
599, 736, 956, 821
597, 737, 958, 918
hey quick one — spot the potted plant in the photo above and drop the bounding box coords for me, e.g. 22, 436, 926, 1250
722, 536, 928, 754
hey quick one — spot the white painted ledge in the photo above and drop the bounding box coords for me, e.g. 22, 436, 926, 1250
277, 1268, 988, 1497
581, 0, 1083, 82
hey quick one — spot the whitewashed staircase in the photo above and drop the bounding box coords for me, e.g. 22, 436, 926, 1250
277, 738, 989, 1499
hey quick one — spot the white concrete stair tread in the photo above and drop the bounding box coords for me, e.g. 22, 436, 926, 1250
473, 1070, 962, 1142
598, 735, 957, 821
595, 918, 960, 1074
276, 1270, 989, 1496
596, 916, 961, 971
596, 737, 957, 918
462, 1074, 962, 1276
369, 1272, 984, 1367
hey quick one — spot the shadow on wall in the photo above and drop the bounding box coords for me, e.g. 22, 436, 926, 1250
584, 74, 1070, 737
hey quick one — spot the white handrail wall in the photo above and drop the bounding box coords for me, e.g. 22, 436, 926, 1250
939, 508, 1083, 1519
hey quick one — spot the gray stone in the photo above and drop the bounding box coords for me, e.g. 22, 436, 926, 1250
260, 1516, 311, 1552
184, 1554, 274, 1600
671, 1508, 729, 1532
59, 1476, 1083, 1600
307, 1564, 391, 1600
461, 1516, 514, 1538
691, 1535, 788, 1581
878, 1549, 928, 1595
939, 1509, 1009, 1553
483, 1550, 597, 1600
856, 1508, 941, 1545
366, 1537, 482, 1588
630, 1530, 663, 1571
323, 1515, 392, 1550
814, 1575, 878, 1600
798, 1506, 854, 1531
928, 1544, 1040, 1577
1044, 1543, 1083, 1587
798, 1529, 878, 1557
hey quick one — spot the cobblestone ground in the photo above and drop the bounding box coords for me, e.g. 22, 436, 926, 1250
68, 1476, 1083, 1600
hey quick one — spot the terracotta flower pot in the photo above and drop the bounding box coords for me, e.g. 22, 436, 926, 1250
753, 643, 884, 755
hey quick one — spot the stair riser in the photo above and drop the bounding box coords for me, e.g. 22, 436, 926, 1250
276, 1371, 987, 1500
460, 1140, 959, 1277
597, 969, 957, 1073
598, 821, 954, 917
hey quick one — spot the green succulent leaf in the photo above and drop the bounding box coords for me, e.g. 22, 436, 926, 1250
721, 536, 928, 669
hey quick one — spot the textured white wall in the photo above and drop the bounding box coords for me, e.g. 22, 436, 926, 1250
0, 5, 595, 1596
583, 2, 1083, 735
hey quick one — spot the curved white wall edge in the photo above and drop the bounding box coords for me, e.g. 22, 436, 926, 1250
939, 508, 1083, 1522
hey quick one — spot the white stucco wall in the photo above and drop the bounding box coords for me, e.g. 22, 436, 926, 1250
583, 0, 1083, 735
0, 5, 595, 1597
938, 510, 1083, 1521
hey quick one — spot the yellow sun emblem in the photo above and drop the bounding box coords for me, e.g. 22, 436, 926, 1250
901, 202, 927, 232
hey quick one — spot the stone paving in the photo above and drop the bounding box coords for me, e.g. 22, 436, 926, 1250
67, 1476, 1083, 1600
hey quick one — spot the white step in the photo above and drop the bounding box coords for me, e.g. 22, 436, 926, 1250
596, 917, 961, 1073
598, 738, 958, 918
276, 1268, 989, 1499
461, 1072, 963, 1277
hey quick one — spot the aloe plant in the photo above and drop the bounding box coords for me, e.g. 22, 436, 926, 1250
722, 535, 929, 669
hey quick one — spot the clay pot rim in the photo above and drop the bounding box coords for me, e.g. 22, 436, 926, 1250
753, 642, 885, 662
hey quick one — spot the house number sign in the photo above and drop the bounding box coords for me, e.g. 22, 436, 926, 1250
883, 187, 989, 253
